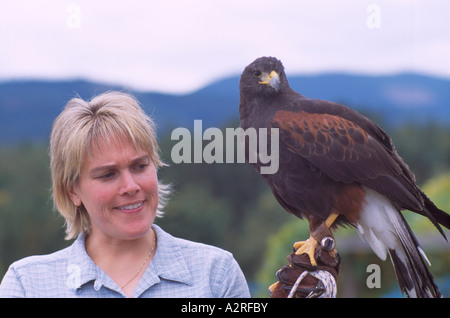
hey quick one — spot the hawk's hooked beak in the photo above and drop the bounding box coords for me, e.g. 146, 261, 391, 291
259, 70, 280, 92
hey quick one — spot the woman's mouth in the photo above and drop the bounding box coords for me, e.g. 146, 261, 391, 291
116, 201, 144, 212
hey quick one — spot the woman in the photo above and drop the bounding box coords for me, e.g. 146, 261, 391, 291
0, 91, 250, 298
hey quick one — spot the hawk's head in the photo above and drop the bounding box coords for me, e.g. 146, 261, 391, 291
239, 56, 289, 98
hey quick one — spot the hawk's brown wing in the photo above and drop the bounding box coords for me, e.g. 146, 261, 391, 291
270, 106, 447, 235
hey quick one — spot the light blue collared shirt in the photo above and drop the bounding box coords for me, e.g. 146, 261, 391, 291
0, 224, 250, 298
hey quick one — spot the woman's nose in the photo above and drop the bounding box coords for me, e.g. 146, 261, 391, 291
119, 171, 140, 196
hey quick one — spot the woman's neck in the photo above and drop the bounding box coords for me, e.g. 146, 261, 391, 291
84, 227, 157, 297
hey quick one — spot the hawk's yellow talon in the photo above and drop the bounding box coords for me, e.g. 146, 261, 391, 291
293, 237, 318, 266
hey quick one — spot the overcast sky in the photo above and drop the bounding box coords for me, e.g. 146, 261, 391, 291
0, 0, 449, 93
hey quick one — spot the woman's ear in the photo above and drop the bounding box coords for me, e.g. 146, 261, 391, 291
68, 185, 81, 207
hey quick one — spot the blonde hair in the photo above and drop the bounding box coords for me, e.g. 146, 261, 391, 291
50, 91, 170, 240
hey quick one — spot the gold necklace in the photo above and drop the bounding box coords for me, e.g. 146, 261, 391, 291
120, 231, 157, 290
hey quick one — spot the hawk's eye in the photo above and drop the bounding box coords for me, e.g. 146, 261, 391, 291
252, 71, 262, 78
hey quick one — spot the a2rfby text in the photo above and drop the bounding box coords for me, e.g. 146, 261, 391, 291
181, 301, 268, 315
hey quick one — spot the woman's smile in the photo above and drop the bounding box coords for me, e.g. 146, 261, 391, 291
115, 200, 145, 213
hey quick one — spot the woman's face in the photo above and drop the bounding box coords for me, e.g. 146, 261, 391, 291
69, 136, 159, 241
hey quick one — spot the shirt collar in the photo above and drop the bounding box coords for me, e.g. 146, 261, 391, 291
66, 232, 101, 290
148, 224, 193, 286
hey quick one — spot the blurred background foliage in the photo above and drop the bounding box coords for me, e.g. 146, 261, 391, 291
0, 117, 449, 297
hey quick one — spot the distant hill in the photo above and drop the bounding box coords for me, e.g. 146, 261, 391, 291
1, 73, 449, 144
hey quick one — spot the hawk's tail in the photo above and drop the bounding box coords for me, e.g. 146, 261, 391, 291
357, 188, 442, 298
386, 215, 441, 298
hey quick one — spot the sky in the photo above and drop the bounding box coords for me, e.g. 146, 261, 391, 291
0, 0, 449, 94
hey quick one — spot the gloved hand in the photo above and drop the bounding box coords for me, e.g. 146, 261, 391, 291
269, 237, 340, 298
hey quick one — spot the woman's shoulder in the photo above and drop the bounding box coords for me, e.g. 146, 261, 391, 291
153, 224, 232, 259
151, 225, 250, 297
8, 244, 72, 273
0, 244, 76, 297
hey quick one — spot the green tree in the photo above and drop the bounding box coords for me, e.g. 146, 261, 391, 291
156, 183, 232, 248
391, 123, 450, 184
0, 145, 67, 277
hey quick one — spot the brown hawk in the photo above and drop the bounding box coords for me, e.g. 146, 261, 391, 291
239, 56, 450, 298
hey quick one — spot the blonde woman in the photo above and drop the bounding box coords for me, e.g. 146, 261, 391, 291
0, 92, 250, 298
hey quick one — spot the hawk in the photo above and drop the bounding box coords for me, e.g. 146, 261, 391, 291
239, 56, 450, 298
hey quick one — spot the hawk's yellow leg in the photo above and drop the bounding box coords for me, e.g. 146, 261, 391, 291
293, 212, 339, 266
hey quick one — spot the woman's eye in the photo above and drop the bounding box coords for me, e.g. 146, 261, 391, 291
252, 71, 262, 78
133, 163, 149, 172
98, 172, 115, 179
